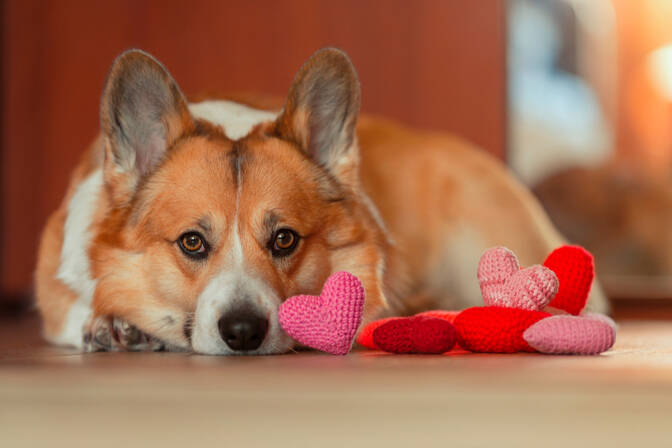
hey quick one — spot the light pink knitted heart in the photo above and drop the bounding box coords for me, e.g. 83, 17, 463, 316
478, 247, 558, 310
478, 247, 520, 304
523, 314, 616, 355
278, 272, 365, 355
501, 265, 559, 310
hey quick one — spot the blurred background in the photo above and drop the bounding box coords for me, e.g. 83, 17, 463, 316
509, 0, 672, 309
2, 0, 672, 315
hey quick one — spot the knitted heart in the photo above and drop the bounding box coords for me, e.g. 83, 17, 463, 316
372, 315, 457, 354
478, 247, 558, 310
453, 306, 551, 353
278, 271, 365, 355
543, 245, 594, 315
523, 314, 616, 354
356, 317, 396, 350
356, 310, 461, 350
501, 265, 559, 310
478, 247, 520, 305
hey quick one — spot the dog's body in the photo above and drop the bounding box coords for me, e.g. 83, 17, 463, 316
35, 49, 605, 355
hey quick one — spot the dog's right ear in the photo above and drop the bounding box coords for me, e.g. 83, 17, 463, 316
100, 50, 193, 200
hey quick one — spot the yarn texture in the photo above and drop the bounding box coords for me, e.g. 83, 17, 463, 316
372, 315, 457, 354
278, 271, 364, 355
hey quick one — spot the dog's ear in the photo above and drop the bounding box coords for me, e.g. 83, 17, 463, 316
100, 49, 193, 196
275, 48, 361, 175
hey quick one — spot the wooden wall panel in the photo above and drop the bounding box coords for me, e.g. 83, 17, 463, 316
1, 0, 506, 299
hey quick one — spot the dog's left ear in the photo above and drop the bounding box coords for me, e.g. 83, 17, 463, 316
275, 48, 361, 178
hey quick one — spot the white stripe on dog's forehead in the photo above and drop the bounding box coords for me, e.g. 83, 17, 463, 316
188, 100, 278, 140
230, 145, 245, 269
229, 217, 245, 268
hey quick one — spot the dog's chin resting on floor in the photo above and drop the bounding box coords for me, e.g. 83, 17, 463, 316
35, 47, 608, 356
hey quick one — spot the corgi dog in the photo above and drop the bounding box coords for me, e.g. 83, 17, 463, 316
35, 48, 607, 355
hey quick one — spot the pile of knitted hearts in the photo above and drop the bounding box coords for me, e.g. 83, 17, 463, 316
357, 245, 616, 355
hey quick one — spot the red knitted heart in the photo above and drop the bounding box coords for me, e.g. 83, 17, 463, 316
453, 306, 551, 353
356, 317, 396, 349
543, 245, 594, 315
356, 311, 460, 350
372, 315, 457, 354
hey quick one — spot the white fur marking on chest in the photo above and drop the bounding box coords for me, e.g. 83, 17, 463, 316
57, 170, 102, 297
53, 170, 103, 347
188, 100, 279, 140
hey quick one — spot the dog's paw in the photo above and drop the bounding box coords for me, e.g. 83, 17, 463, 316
83, 316, 165, 352
82, 316, 117, 352
112, 318, 166, 352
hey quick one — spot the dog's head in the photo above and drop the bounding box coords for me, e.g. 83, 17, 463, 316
91, 48, 389, 354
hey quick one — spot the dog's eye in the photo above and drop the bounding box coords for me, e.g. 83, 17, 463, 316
178, 232, 208, 259
269, 228, 299, 257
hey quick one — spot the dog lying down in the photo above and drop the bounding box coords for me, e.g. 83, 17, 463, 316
35, 48, 608, 355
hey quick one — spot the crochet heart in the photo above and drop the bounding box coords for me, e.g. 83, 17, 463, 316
543, 245, 594, 315
478, 247, 558, 310
356, 317, 396, 350
523, 314, 616, 354
356, 310, 461, 350
453, 306, 551, 353
478, 247, 520, 305
501, 265, 558, 310
278, 271, 365, 355
372, 315, 457, 354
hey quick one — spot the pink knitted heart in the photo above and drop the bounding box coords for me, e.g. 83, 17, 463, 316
478, 247, 558, 310
478, 247, 520, 305
501, 265, 559, 310
278, 271, 365, 355
523, 314, 616, 355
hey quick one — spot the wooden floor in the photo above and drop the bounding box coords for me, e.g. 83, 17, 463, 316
2, 312, 672, 447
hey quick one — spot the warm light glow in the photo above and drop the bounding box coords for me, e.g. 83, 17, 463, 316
647, 43, 672, 101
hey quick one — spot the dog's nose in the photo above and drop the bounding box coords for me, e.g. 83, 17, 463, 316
218, 309, 268, 351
